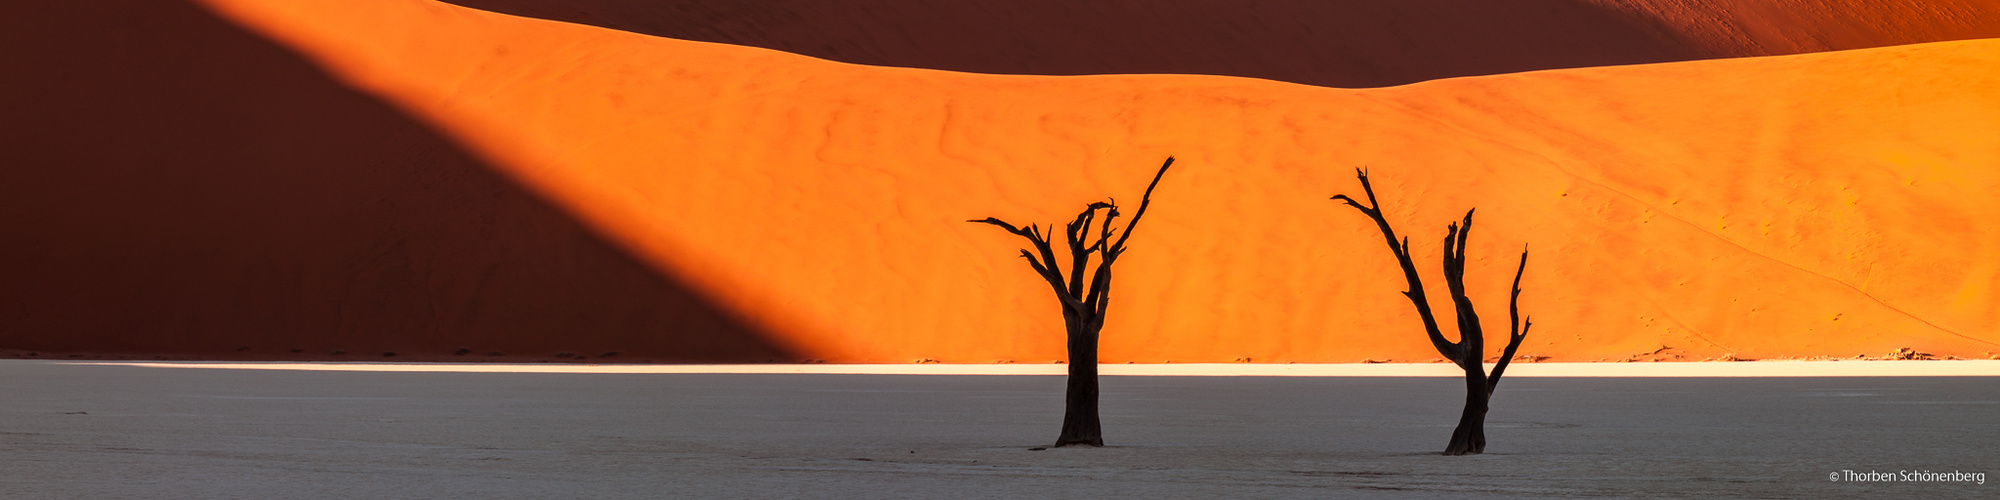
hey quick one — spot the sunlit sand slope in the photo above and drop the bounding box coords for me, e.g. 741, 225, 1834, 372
194, 0, 2000, 363
436, 0, 2000, 88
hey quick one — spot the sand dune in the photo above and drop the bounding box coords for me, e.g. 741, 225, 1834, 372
437, 0, 2000, 88
1613, 0, 2000, 56
0, 1, 790, 363
152, 0, 1998, 364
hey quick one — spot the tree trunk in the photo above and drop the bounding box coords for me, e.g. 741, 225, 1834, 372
1053, 314, 1103, 447
1443, 364, 1490, 455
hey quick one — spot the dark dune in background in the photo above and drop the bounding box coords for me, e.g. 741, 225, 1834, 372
0, 1, 791, 362
443, 0, 1699, 88
441, 0, 2000, 88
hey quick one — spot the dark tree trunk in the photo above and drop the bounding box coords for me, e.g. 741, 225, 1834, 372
1055, 314, 1103, 446
1443, 366, 1490, 455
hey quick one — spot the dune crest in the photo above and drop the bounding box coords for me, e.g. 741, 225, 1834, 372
433, 0, 2000, 88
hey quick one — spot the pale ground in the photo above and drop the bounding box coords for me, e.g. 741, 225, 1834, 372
3, 361, 1995, 499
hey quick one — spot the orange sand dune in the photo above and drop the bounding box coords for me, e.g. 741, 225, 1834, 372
177, 0, 2000, 364
437, 0, 2000, 88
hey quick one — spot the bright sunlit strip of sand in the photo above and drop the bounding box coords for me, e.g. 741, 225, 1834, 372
60, 360, 2000, 376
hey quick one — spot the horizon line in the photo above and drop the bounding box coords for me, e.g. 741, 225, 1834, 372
32, 360, 2000, 377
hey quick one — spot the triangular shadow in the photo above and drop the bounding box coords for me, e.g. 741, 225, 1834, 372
0, 0, 793, 363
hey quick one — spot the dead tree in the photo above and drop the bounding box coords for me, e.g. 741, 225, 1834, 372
1330, 168, 1530, 456
969, 157, 1175, 447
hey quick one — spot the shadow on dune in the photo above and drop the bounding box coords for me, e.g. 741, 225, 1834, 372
0, 0, 793, 363
439, 0, 1709, 88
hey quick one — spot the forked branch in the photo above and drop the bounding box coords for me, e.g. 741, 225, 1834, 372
1486, 247, 1532, 392
1329, 168, 1531, 386
1084, 157, 1174, 311
966, 156, 1178, 449
971, 157, 1177, 317
1329, 167, 1533, 456
1330, 168, 1460, 362
968, 217, 1082, 313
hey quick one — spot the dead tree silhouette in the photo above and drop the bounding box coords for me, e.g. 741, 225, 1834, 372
1330, 168, 1530, 456
969, 157, 1175, 448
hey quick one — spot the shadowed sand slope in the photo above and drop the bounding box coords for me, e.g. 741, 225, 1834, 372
191, 0, 2000, 364
436, 0, 2000, 88
0, 1, 792, 362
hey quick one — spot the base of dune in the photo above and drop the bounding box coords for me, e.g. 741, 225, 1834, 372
42, 359, 2000, 377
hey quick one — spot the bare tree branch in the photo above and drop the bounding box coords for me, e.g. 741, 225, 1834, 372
1081, 252, 1113, 314
1487, 246, 1531, 393
1087, 266, 1113, 318
1034, 224, 1065, 297
1094, 200, 1120, 254
970, 217, 1084, 313
1064, 203, 1114, 302
968, 217, 1028, 238
1108, 157, 1175, 254
1019, 249, 1053, 281
1084, 158, 1174, 310
1331, 169, 1461, 362
1442, 211, 1484, 370
1328, 194, 1368, 213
